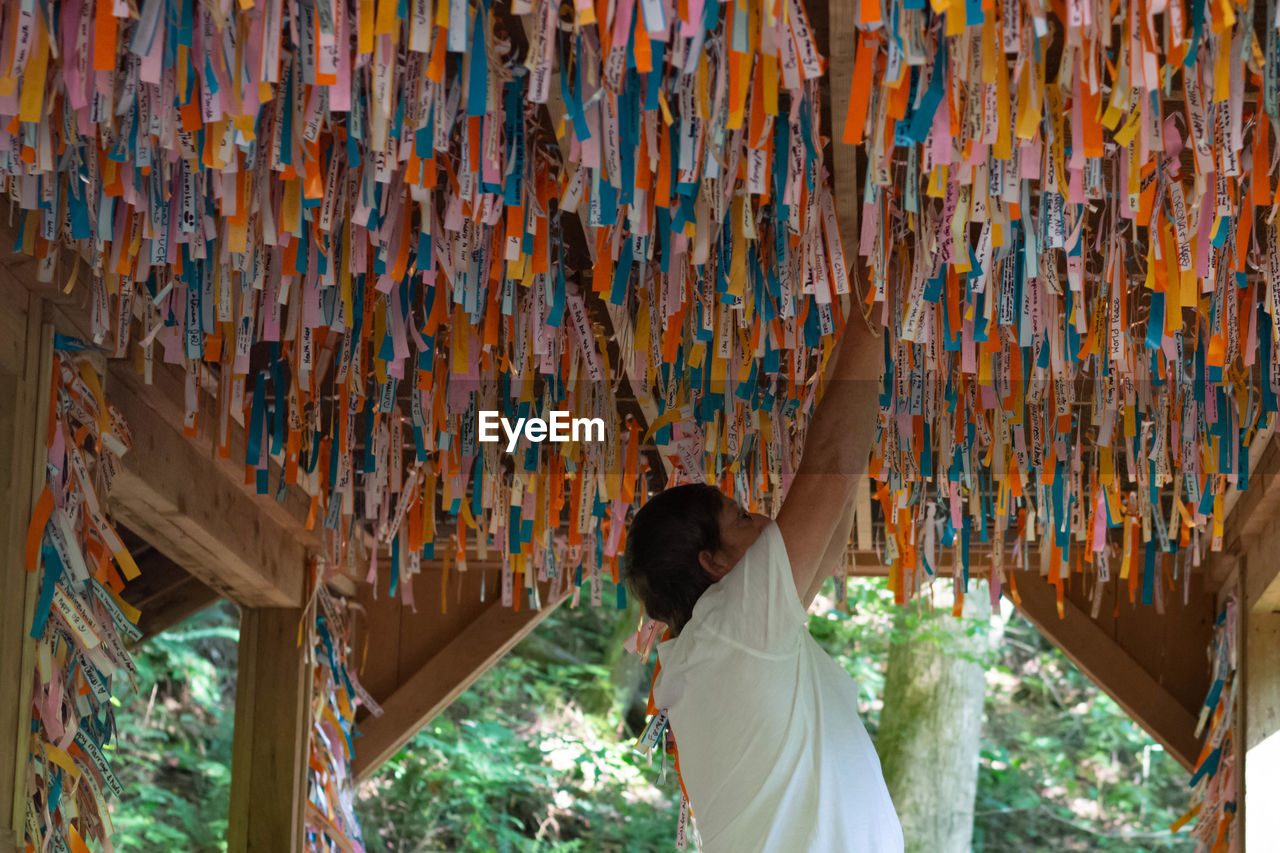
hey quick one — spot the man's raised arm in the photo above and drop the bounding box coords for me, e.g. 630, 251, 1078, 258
776, 308, 882, 604
801, 494, 855, 611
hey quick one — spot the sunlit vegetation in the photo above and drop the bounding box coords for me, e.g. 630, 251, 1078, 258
107, 583, 1195, 851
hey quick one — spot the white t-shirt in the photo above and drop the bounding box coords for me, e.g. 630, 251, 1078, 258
652, 521, 904, 853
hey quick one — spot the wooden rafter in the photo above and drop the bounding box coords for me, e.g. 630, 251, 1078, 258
351, 578, 572, 781
0, 231, 315, 608
1006, 566, 1212, 773
106, 372, 308, 607
822, 0, 861, 259
1221, 432, 1280, 613
117, 531, 222, 643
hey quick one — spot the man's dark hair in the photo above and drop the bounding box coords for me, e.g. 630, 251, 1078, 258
623, 482, 724, 636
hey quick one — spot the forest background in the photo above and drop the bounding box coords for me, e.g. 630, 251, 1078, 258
104, 579, 1196, 852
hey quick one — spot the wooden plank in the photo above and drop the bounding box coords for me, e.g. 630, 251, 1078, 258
391, 563, 496, 692
1222, 433, 1280, 612
0, 292, 52, 853
1244, 554, 1280, 751
116, 536, 222, 641
0, 232, 317, 608
1241, 509, 1280, 614
352, 579, 571, 781
1232, 567, 1247, 846
1243, 605, 1280, 850
93, 334, 322, 568
1007, 567, 1208, 772
1108, 556, 1218, 714
351, 570, 405, 705
106, 372, 307, 606
823, 0, 860, 258
228, 608, 313, 853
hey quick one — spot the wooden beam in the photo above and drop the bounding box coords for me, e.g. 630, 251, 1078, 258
1244, 558, 1280, 752
228, 608, 313, 853
0, 292, 53, 853
1245, 523, 1280, 614
0, 230, 317, 608
1225, 432, 1280, 612
841, 539, 1223, 583
97, 337, 321, 569
824, 0, 860, 258
105, 368, 306, 606
1243, 602, 1280, 850
1005, 568, 1207, 772
352, 580, 571, 781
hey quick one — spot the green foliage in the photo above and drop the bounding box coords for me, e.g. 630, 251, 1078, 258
355, 602, 680, 852
108, 602, 241, 853
811, 578, 1193, 852
105, 580, 1196, 853
974, 614, 1194, 853
806, 579, 898, 720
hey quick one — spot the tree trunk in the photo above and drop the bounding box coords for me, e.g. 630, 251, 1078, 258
876, 588, 993, 853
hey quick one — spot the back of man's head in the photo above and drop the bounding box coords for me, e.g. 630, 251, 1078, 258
623, 482, 724, 636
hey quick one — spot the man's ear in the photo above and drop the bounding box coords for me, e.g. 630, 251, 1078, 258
699, 550, 729, 580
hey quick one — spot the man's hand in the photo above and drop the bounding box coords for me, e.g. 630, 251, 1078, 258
776, 305, 882, 606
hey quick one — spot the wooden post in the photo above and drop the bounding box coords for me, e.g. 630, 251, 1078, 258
228, 608, 313, 853
0, 293, 53, 853
1243, 556, 1280, 851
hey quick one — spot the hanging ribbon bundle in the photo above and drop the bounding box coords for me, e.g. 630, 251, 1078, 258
848, 0, 1277, 617
1172, 596, 1237, 849
0, 0, 849, 619
306, 581, 368, 853
22, 346, 142, 853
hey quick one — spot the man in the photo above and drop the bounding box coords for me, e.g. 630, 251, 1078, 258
623, 308, 903, 852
